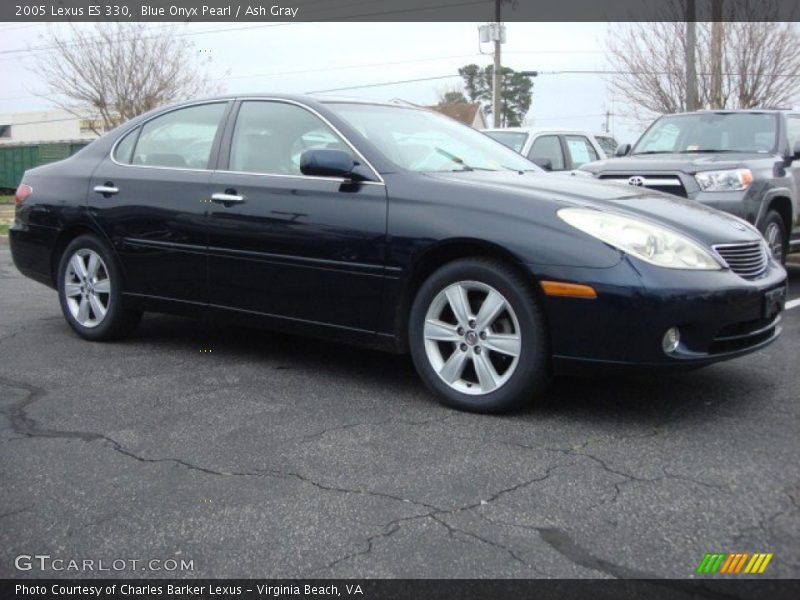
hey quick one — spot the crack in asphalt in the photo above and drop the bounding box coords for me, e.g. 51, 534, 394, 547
298, 414, 455, 444
0, 371, 785, 583
0, 372, 576, 575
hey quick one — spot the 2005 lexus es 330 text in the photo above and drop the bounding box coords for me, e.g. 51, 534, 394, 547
9, 95, 788, 412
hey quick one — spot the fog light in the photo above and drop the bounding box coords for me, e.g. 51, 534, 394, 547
662, 327, 680, 354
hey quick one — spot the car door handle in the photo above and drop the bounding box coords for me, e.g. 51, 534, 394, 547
94, 184, 119, 195
211, 192, 245, 204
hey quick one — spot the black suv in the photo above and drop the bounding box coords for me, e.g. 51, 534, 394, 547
581, 110, 800, 262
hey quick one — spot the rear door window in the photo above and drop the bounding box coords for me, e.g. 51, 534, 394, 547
131, 103, 228, 169
564, 135, 599, 168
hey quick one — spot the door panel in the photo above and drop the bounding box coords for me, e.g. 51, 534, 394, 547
87, 102, 229, 303
207, 100, 388, 332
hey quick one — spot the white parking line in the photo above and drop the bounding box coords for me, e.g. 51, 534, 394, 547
787, 298, 800, 310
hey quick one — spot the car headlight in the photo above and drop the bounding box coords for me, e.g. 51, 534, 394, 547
558, 208, 722, 270
695, 168, 753, 192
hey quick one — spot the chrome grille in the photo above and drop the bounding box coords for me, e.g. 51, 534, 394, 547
598, 174, 688, 197
713, 241, 768, 279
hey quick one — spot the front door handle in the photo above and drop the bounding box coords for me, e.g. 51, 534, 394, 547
211, 192, 245, 205
94, 184, 119, 196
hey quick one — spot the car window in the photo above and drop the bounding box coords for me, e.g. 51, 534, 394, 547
484, 131, 529, 153
113, 127, 139, 164
527, 135, 565, 170
326, 103, 537, 173
565, 135, 599, 168
595, 135, 618, 157
131, 103, 227, 169
786, 116, 800, 149
634, 113, 778, 154
229, 101, 353, 176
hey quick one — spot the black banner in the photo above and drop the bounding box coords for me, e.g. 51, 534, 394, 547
3, 579, 800, 600
2, 0, 800, 22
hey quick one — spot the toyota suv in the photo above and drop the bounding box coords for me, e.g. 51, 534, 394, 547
581, 110, 800, 262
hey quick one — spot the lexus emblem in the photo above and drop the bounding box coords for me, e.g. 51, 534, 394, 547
627, 176, 645, 187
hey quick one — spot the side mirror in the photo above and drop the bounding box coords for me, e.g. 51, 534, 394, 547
793, 141, 800, 161
300, 149, 355, 178
531, 157, 553, 171
615, 143, 632, 157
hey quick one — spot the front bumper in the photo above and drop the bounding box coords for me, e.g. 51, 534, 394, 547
529, 256, 787, 373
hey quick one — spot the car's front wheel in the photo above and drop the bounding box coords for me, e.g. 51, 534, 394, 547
57, 234, 141, 341
408, 258, 549, 413
762, 210, 787, 265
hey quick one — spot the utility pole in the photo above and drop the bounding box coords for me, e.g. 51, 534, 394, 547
685, 0, 698, 111
492, 0, 502, 127
710, 0, 724, 108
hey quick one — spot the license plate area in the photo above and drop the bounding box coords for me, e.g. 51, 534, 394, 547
763, 286, 786, 319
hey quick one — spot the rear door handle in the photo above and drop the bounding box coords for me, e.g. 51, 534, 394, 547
94, 184, 119, 195
211, 192, 245, 204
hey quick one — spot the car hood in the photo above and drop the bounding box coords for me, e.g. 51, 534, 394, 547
424, 170, 762, 246
581, 151, 773, 175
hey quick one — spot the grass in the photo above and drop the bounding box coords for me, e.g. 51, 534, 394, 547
0, 195, 14, 205
0, 203, 13, 235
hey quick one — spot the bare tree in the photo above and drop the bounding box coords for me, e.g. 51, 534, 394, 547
606, 0, 800, 122
33, 23, 221, 132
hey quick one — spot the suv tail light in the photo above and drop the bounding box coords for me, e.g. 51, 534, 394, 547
15, 183, 32, 205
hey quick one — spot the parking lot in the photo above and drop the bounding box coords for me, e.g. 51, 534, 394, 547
0, 239, 798, 579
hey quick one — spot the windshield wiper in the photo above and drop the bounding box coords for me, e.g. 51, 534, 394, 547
631, 151, 672, 155
435, 147, 474, 171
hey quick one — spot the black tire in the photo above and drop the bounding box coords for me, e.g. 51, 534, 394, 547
408, 258, 550, 413
57, 234, 142, 341
761, 210, 787, 265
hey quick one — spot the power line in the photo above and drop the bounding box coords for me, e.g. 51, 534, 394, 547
307, 75, 463, 94
0, 53, 488, 103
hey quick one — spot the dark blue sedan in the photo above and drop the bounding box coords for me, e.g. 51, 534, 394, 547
9, 95, 787, 412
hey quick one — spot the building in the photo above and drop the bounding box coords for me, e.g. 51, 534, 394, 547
426, 102, 487, 129
0, 109, 104, 190
0, 109, 105, 145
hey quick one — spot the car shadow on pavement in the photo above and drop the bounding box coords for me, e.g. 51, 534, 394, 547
124, 312, 776, 430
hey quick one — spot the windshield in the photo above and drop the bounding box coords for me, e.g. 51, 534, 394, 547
633, 112, 778, 155
483, 131, 529, 153
325, 103, 538, 172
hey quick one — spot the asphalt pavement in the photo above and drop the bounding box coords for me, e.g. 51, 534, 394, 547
1, 240, 798, 580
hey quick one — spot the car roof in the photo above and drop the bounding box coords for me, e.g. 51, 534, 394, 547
172, 93, 414, 109
482, 127, 599, 136
663, 108, 796, 116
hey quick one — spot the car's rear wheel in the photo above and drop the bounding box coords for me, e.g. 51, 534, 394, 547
408, 258, 549, 413
762, 210, 787, 265
57, 234, 141, 341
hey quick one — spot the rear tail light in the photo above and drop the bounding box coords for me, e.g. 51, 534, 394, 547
15, 183, 33, 205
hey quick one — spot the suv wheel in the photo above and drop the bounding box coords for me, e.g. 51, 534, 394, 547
762, 210, 787, 265
57, 234, 142, 341
408, 258, 549, 413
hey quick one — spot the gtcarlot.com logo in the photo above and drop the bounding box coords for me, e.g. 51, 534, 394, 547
14, 554, 194, 572
696, 552, 773, 575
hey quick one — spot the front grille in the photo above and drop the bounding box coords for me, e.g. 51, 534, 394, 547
713, 241, 768, 279
598, 174, 688, 197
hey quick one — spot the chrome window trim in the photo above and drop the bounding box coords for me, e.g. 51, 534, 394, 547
110, 99, 230, 172
232, 97, 385, 185
109, 97, 386, 186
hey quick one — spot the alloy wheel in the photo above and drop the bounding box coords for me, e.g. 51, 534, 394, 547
764, 222, 784, 262
64, 248, 112, 328
423, 280, 521, 395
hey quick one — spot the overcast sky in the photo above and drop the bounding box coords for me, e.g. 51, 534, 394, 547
0, 21, 647, 143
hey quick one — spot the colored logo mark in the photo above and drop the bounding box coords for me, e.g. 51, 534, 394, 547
696, 553, 773, 574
